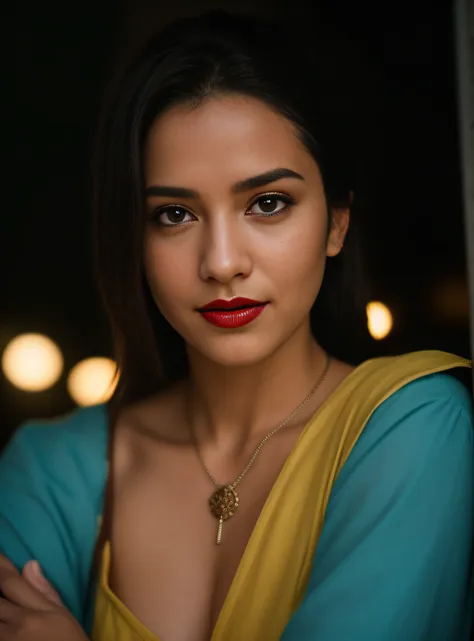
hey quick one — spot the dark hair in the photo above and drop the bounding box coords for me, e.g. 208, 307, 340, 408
93, 9, 370, 412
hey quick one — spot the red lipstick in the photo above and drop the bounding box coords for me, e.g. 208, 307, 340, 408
198, 298, 268, 328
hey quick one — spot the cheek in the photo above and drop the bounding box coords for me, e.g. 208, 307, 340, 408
268, 218, 328, 291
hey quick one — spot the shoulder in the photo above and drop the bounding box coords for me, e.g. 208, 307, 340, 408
0, 403, 109, 530
338, 371, 473, 492
0, 404, 109, 620
331, 351, 472, 473
376, 369, 472, 416
346, 349, 472, 438
369, 370, 472, 434
1, 403, 109, 488
118, 379, 192, 445
5, 402, 109, 446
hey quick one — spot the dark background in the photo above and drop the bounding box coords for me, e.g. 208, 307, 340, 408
5, 0, 470, 446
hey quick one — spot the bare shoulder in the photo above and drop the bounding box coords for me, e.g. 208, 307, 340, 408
111, 379, 191, 478
122, 380, 189, 438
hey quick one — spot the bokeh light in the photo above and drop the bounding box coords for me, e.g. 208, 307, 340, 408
2, 333, 64, 391
366, 301, 393, 340
67, 357, 119, 407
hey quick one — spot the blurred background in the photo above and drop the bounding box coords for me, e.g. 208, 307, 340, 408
4, 0, 471, 447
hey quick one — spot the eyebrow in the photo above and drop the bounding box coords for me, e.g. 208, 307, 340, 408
145, 167, 305, 199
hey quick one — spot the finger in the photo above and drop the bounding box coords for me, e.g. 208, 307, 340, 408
0, 554, 52, 612
22, 561, 63, 606
0, 596, 22, 623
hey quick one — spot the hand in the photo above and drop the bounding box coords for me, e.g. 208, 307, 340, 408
0, 553, 88, 640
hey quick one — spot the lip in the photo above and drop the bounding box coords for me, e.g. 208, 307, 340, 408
197, 298, 268, 329
198, 297, 266, 311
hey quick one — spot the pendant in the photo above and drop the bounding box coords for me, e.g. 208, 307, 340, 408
209, 485, 239, 544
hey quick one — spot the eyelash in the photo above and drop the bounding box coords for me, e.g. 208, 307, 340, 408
150, 192, 296, 228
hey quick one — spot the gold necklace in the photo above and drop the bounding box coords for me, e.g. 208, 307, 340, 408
191, 354, 331, 545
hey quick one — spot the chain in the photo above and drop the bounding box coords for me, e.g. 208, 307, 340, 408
193, 353, 331, 490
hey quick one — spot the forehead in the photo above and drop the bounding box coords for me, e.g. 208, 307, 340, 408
143, 95, 317, 183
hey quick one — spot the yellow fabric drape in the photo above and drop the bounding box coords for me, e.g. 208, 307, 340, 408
92, 351, 470, 641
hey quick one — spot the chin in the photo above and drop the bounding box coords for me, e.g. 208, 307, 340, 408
188, 333, 278, 369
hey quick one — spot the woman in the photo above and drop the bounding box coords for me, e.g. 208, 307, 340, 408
1, 9, 472, 641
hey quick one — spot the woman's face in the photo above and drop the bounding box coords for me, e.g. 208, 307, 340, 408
143, 94, 348, 367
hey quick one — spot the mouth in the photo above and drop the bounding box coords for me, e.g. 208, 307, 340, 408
197, 299, 268, 328
197, 297, 267, 312
200, 304, 265, 312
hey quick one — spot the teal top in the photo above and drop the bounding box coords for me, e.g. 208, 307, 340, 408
0, 372, 473, 640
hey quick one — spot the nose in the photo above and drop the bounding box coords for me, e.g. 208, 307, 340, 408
198, 215, 252, 284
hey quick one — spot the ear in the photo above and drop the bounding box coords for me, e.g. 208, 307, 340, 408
326, 197, 351, 258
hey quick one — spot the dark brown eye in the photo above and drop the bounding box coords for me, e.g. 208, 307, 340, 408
260, 197, 279, 213
248, 194, 295, 217
154, 206, 193, 226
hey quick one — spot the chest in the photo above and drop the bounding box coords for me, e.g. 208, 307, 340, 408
107, 431, 299, 641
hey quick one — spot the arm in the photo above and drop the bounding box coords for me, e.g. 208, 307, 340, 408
0, 407, 107, 628
282, 373, 474, 641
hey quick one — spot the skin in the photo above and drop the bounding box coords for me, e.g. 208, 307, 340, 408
1, 94, 353, 641
0, 556, 87, 640
143, 94, 351, 459
97, 94, 353, 641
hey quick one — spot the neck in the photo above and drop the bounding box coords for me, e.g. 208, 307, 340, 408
183, 324, 328, 455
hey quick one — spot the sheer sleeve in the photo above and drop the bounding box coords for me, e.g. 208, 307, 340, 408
0, 406, 107, 623
282, 373, 474, 641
